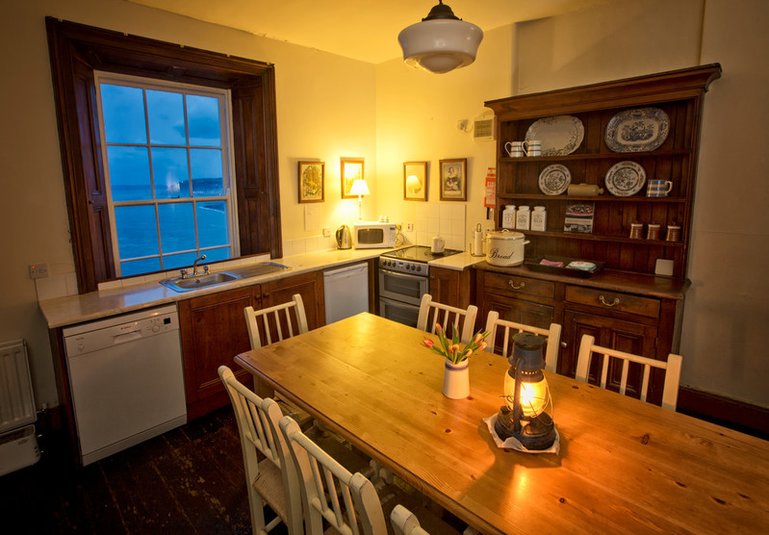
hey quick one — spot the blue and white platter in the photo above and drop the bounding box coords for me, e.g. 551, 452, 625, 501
605, 107, 670, 152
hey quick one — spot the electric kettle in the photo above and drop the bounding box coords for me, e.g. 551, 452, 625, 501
336, 225, 352, 250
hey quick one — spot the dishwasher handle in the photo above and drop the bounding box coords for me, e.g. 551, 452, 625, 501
113, 330, 144, 345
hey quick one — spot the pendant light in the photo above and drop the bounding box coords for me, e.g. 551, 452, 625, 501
398, 1, 483, 74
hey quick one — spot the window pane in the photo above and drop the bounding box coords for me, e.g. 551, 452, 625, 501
197, 202, 228, 247
158, 203, 195, 253
147, 90, 186, 145
190, 149, 224, 196
115, 205, 159, 260
152, 148, 190, 199
108, 146, 152, 201
187, 95, 221, 146
162, 252, 198, 270
121, 258, 161, 277
100, 84, 147, 144
202, 247, 231, 263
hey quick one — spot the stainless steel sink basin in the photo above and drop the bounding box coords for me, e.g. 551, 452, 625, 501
160, 271, 240, 292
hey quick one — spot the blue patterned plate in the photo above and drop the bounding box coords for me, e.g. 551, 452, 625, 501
605, 107, 670, 152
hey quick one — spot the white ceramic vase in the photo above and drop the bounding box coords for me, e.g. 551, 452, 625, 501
443, 359, 469, 399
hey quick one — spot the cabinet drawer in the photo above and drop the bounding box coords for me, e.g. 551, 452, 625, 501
565, 286, 660, 319
484, 273, 555, 300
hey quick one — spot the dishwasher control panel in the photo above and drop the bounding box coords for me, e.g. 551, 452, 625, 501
63, 305, 179, 357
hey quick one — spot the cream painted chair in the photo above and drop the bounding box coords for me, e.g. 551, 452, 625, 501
279, 415, 460, 535
484, 311, 562, 373
575, 334, 683, 411
390, 504, 431, 535
416, 293, 478, 343
244, 294, 312, 427
218, 365, 303, 535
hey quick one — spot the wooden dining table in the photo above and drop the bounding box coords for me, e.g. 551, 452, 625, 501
235, 312, 769, 534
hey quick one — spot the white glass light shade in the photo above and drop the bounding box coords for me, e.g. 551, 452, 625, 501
350, 179, 369, 196
398, 19, 483, 74
504, 372, 551, 419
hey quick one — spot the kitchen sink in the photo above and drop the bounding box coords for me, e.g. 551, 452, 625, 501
160, 262, 289, 293
160, 271, 241, 292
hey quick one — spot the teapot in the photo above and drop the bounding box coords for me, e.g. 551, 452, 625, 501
431, 235, 445, 254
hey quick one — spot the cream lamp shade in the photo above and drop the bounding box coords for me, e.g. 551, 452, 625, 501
398, 1, 483, 74
349, 179, 369, 196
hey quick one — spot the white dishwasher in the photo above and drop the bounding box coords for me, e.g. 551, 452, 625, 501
62, 304, 187, 465
324, 262, 369, 323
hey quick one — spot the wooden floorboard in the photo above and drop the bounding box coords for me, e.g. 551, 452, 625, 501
0, 406, 274, 534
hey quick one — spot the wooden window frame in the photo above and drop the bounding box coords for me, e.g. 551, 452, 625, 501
46, 17, 282, 293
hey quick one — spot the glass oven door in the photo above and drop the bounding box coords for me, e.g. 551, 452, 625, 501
379, 296, 420, 327
378, 268, 428, 306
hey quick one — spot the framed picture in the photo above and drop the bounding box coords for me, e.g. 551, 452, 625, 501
341, 157, 364, 199
403, 161, 428, 201
298, 161, 324, 203
439, 158, 467, 201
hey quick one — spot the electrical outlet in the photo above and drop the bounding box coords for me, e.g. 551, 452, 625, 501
322, 228, 331, 237
29, 263, 48, 279
406, 223, 414, 232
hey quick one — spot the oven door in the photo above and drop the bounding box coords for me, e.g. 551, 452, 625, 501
378, 268, 428, 306
379, 296, 420, 328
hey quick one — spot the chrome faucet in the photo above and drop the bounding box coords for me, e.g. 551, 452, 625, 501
191, 254, 207, 276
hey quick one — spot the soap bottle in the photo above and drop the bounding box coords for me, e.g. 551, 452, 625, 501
516, 205, 531, 230
502, 205, 516, 229
531, 206, 547, 231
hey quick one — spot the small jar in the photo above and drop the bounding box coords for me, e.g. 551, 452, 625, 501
516, 205, 531, 230
666, 225, 681, 242
629, 222, 643, 239
502, 205, 516, 229
531, 206, 547, 231
647, 223, 661, 241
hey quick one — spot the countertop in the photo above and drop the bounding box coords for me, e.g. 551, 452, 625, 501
39, 248, 485, 329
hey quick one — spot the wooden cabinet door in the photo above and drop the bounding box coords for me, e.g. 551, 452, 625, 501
481, 293, 554, 357
262, 271, 325, 329
562, 309, 658, 399
178, 285, 261, 419
429, 267, 474, 311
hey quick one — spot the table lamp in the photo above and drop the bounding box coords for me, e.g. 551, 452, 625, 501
494, 332, 556, 450
350, 178, 369, 220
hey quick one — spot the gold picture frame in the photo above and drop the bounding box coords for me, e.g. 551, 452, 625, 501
439, 158, 467, 201
298, 161, 324, 203
403, 161, 428, 201
341, 157, 364, 199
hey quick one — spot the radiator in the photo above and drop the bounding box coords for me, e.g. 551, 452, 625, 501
0, 339, 36, 434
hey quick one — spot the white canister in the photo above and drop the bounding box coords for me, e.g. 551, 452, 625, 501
485, 230, 529, 267
531, 206, 547, 232
502, 205, 516, 229
516, 205, 531, 230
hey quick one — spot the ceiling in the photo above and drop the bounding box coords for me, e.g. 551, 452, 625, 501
127, 0, 607, 64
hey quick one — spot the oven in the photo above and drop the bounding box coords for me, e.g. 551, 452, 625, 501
378, 246, 461, 327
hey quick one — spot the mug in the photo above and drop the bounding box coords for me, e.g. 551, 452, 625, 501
629, 222, 643, 239
647, 179, 673, 197
504, 141, 524, 158
523, 139, 542, 157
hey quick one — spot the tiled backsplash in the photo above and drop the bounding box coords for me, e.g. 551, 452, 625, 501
406, 204, 467, 251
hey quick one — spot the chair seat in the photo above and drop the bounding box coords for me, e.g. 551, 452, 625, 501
253, 457, 289, 522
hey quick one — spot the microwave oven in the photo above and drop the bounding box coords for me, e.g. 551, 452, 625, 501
353, 222, 397, 249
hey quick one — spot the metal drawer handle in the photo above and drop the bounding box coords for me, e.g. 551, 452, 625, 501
599, 295, 620, 307
508, 280, 525, 290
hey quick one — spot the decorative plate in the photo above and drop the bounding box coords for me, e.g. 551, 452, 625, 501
605, 107, 670, 152
605, 161, 646, 197
525, 115, 584, 156
538, 164, 571, 195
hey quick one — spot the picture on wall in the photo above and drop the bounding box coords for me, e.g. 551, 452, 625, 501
439, 158, 467, 201
341, 157, 365, 199
298, 161, 324, 203
403, 161, 428, 201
